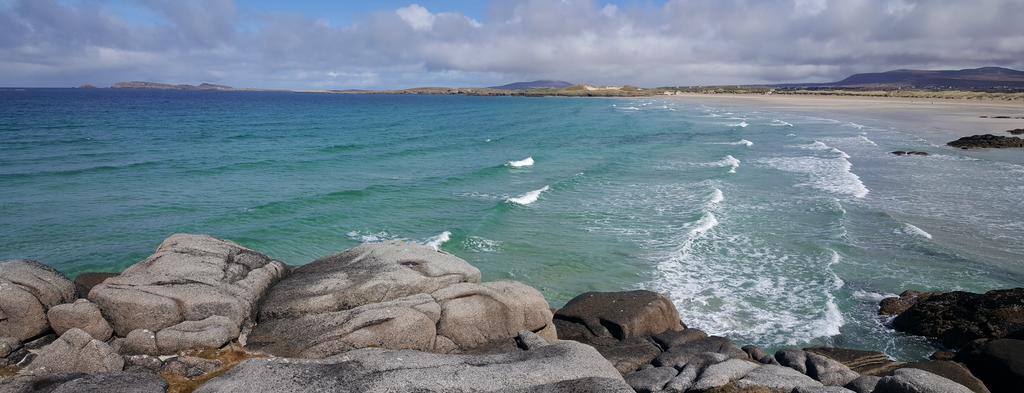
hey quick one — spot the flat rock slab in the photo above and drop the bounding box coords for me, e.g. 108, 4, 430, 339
735, 364, 824, 392
875, 368, 974, 393
196, 341, 632, 393
0, 260, 76, 341
554, 290, 683, 343
898, 361, 990, 393
0, 372, 167, 393
89, 234, 287, 341
806, 347, 901, 376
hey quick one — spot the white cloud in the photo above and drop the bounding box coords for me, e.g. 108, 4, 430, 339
396, 4, 435, 31
886, 0, 916, 18
793, 0, 829, 17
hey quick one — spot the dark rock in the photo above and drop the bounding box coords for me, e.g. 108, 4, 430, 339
0, 372, 167, 393
775, 349, 808, 374
806, 352, 860, 386
1006, 129, 1024, 135
742, 345, 772, 364
652, 328, 708, 350
875, 368, 974, 393
929, 351, 956, 361
898, 360, 990, 393
72, 272, 117, 299
0, 337, 19, 359
908, 151, 929, 156
624, 366, 678, 393
5, 334, 56, 367
892, 151, 908, 155
947, 134, 1024, 149
879, 291, 937, 316
793, 387, 856, 393
162, 356, 223, 378
845, 375, 881, 393
194, 341, 632, 392
554, 290, 684, 344
806, 347, 902, 376
955, 338, 1024, 393
593, 336, 663, 374
514, 330, 549, 350
890, 288, 1024, 348
0, 260, 76, 341
654, 336, 747, 368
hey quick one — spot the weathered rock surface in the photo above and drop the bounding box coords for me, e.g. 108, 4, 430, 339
0, 260, 76, 341
793, 387, 856, 393
22, 328, 123, 375
898, 360, 990, 393
45, 299, 113, 341
879, 291, 937, 316
806, 352, 861, 386
554, 290, 684, 343
889, 288, 1024, 348
775, 348, 809, 374
624, 366, 678, 393
654, 336, 747, 368
875, 368, 974, 393
594, 336, 663, 374
845, 375, 881, 393
195, 341, 632, 393
947, 134, 1024, 149
3, 334, 55, 367
153, 316, 239, 354
257, 241, 479, 319
652, 328, 708, 349
88, 234, 287, 340
690, 358, 760, 391
0, 372, 167, 393
955, 338, 1024, 393
663, 352, 729, 393
806, 347, 902, 376
734, 364, 824, 392
0, 337, 19, 358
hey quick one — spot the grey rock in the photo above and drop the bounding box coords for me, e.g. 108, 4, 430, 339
651, 328, 708, 350
662, 352, 728, 393
195, 341, 632, 393
875, 368, 974, 393
155, 315, 239, 353
624, 366, 678, 393
653, 336, 746, 368
46, 299, 113, 341
793, 387, 857, 393
0, 372, 167, 393
515, 330, 550, 350
22, 328, 124, 374
88, 234, 287, 340
257, 241, 480, 319
807, 347, 902, 376
72, 272, 117, 299
743, 345, 771, 363
124, 355, 164, 373
553, 290, 684, 344
807, 352, 861, 386
162, 356, 223, 378
690, 358, 760, 391
0, 260, 76, 341
845, 375, 882, 393
0, 337, 19, 358
898, 360, 990, 393
593, 336, 663, 374
776, 348, 808, 374
117, 329, 159, 355
4, 334, 56, 367
735, 364, 824, 392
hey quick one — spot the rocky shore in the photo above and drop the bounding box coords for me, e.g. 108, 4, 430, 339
1, 234, 1021, 392
946, 134, 1024, 149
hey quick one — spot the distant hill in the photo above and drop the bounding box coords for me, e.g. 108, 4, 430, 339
824, 67, 1024, 89
111, 81, 236, 91
489, 80, 574, 90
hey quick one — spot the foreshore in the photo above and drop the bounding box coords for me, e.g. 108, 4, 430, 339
1, 235, 1021, 392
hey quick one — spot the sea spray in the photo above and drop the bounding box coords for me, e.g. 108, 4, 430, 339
423, 231, 452, 250
506, 186, 550, 205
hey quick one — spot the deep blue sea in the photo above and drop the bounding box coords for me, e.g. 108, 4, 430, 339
2, 89, 1022, 358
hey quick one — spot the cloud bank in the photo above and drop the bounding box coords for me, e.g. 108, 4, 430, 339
1, 0, 1022, 88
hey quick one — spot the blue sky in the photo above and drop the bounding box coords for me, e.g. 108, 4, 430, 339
2, 0, 1022, 88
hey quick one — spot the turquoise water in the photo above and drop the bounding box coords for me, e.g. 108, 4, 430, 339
2, 89, 1022, 359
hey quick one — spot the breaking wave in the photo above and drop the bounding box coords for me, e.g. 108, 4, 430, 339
506, 185, 550, 205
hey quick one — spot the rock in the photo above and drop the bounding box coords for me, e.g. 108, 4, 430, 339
154, 316, 239, 353
123, 355, 164, 373
0, 337, 19, 358
663, 352, 730, 393
88, 234, 287, 340
806, 347, 902, 375
1007, 129, 1024, 135
46, 299, 113, 341
4, 334, 56, 367
734, 364, 824, 392
930, 351, 956, 361
250, 279, 555, 358
892, 151, 929, 156
0, 260, 76, 341
195, 340, 633, 393
845, 375, 881, 393
554, 290, 684, 343
22, 328, 124, 374
774, 349, 808, 374
890, 288, 1024, 348
879, 291, 937, 316
793, 387, 856, 393
162, 356, 223, 378
593, 336, 663, 374
898, 361, 990, 393
72, 272, 117, 298
806, 352, 861, 386
742, 345, 772, 364
955, 338, 1024, 393
690, 358, 760, 391
0, 372, 167, 393
515, 330, 549, 350
116, 329, 159, 355
652, 328, 708, 349
624, 366, 678, 393
892, 151, 907, 155
257, 241, 479, 320
654, 336, 747, 368
875, 368, 974, 393
947, 134, 1024, 149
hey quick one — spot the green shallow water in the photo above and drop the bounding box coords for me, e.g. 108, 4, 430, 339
2, 89, 1022, 359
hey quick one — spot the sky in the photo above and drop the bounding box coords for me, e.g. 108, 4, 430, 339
1, 0, 1022, 89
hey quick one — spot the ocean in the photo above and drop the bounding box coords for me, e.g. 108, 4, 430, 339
2, 89, 1022, 359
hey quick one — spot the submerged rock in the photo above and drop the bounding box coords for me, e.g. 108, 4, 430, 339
947, 134, 1024, 149
88, 234, 287, 352
0, 260, 76, 341
889, 288, 1024, 348
195, 341, 632, 393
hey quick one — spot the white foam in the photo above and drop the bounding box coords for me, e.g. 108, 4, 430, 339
845, 122, 867, 130
710, 139, 753, 147
858, 135, 878, 146
619, 106, 641, 111
727, 121, 749, 128
759, 155, 869, 198
687, 212, 719, 239
721, 155, 741, 173
464, 236, 501, 252
422, 231, 452, 250
852, 290, 898, 303
346, 230, 393, 243
901, 223, 933, 239
506, 185, 550, 205
770, 119, 794, 127
796, 141, 850, 158
709, 188, 725, 207
507, 156, 534, 168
